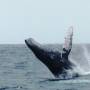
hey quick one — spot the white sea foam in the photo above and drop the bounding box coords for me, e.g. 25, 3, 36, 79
69, 45, 90, 76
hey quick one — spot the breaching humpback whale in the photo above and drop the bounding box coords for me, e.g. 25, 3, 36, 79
25, 27, 79, 79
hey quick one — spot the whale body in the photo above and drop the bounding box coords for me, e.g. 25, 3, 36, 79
25, 38, 79, 79
25, 27, 84, 79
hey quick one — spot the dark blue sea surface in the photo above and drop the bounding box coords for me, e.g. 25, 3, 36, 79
0, 44, 90, 90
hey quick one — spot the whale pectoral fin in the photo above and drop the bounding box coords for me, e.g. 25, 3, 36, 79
62, 26, 73, 55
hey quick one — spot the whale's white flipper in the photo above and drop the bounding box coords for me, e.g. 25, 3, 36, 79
63, 26, 73, 51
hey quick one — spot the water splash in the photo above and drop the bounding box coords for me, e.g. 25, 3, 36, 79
82, 45, 90, 75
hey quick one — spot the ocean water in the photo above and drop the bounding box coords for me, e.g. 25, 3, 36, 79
0, 44, 90, 90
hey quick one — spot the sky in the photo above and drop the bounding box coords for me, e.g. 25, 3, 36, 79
0, 0, 90, 44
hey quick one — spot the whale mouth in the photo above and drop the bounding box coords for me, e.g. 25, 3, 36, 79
25, 39, 35, 47
25, 38, 33, 46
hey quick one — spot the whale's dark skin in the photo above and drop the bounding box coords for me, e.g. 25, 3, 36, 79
25, 38, 73, 77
